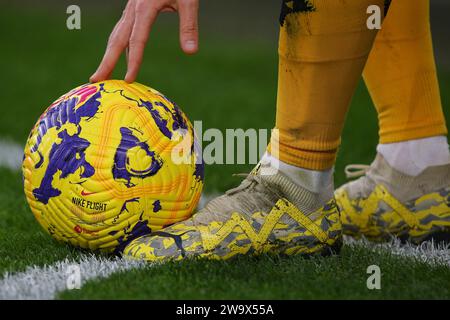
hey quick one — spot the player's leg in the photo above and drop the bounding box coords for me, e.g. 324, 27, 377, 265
336, 0, 450, 243
123, 0, 383, 262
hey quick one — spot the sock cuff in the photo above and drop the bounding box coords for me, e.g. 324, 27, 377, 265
377, 136, 450, 176
261, 152, 334, 194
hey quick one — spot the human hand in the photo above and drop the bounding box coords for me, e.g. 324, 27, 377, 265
90, 0, 199, 83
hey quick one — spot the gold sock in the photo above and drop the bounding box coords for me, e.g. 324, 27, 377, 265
270, 0, 383, 170
363, 0, 447, 143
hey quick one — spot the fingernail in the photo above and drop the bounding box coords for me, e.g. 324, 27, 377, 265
124, 74, 133, 83
184, 40, 197, 52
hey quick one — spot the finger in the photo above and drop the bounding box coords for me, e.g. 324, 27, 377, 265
125, 1, 159, 83
178, 0, 199, 54
90, 2, 135, 82
90, 18, 134, 82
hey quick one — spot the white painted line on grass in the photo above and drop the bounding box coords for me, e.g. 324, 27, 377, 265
1, 138, 449, 299
0, 193, 217, 300
0, 255, 146, 300
1, 237, 450, 300
0, 139, 23, 171
345, 236, 450, 267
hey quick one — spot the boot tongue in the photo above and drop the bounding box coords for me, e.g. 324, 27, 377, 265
258, 162, 332, 215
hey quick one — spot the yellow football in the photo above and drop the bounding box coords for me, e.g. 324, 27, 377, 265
22, 80, 203, 253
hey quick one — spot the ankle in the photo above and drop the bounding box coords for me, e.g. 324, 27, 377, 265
260, 152, 334, 197
377, 136, 450, 176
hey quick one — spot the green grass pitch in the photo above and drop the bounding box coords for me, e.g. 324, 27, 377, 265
1, 3, 450, 299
